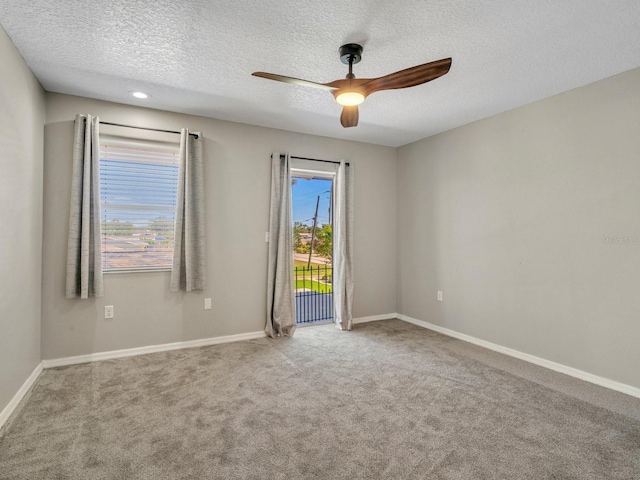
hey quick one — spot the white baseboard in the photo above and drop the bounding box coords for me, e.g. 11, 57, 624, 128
35, 313, 640, 400
42, 331, 267, 369
353, 313, 396, 324
0, 362, 43, 432
41, 315, 394, 369
41, 315, 392, 368
397, 314, 640, 399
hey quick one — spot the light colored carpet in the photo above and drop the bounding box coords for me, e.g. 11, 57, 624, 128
1, 319, 639, 479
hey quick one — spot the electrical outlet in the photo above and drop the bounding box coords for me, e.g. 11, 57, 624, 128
204, 298, 212, 310
437, 291, 443, 302
104, 305, 114, 319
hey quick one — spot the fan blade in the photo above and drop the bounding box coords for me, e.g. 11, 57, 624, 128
324, 78, 374, 90
340, 106, 359, 128
361, 58, 452, 95
252, 72, 338, 91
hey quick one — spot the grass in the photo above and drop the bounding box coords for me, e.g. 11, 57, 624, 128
292, 260, 333, 293
295, 279, 333, 294
294, 264, 332, 275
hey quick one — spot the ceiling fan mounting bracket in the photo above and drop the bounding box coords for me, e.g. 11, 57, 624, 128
339, 44, 363, 65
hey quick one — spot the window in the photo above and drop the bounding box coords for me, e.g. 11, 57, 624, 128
291, 167, 335, 324
99, 138, 180, 272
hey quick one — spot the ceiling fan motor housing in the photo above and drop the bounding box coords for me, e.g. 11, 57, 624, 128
339, 44, 363, 65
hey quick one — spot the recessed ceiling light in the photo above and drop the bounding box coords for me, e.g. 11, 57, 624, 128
130, 91, 150, 99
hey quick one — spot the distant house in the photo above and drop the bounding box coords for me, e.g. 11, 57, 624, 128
299, 232, 312, 244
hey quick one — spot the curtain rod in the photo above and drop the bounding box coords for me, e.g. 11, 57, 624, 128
273, 154, 350, 167
101, 121, 199, 139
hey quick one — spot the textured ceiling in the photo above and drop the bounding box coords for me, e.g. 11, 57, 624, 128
1, 1, 640, 147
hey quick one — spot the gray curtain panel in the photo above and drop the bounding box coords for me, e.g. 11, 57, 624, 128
265, 153, 297, 338
65, 114, 103, 299
170, 129, 206, 292
333, 161, 354, 330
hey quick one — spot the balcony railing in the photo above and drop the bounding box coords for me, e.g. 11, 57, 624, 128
294, 265, 333, 324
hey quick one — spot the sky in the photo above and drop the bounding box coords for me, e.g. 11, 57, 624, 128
291, 177, 332, 226
100, 158, 178, 226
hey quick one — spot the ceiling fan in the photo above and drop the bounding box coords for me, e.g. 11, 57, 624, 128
253, 44, 452, 128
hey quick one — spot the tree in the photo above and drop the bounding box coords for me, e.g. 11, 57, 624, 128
293, 221, 310, 232
296, 243, 310, 254
293, 222, 310, 252
314, 224, 333, 260
102, 219, 134, 236
293, 229, 302, 251
149, 216, 174, 236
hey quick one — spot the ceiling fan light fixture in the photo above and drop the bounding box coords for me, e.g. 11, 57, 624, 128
336, 91, 365, 106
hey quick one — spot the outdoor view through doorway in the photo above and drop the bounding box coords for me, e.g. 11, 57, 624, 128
292, 173, 333, 324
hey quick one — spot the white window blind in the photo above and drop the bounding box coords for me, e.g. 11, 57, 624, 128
99, 138, 180, 272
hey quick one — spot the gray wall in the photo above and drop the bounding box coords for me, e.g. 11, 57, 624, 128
397, 67, 640, 389
43, 93, 397, 360
0, 27, 45, 413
